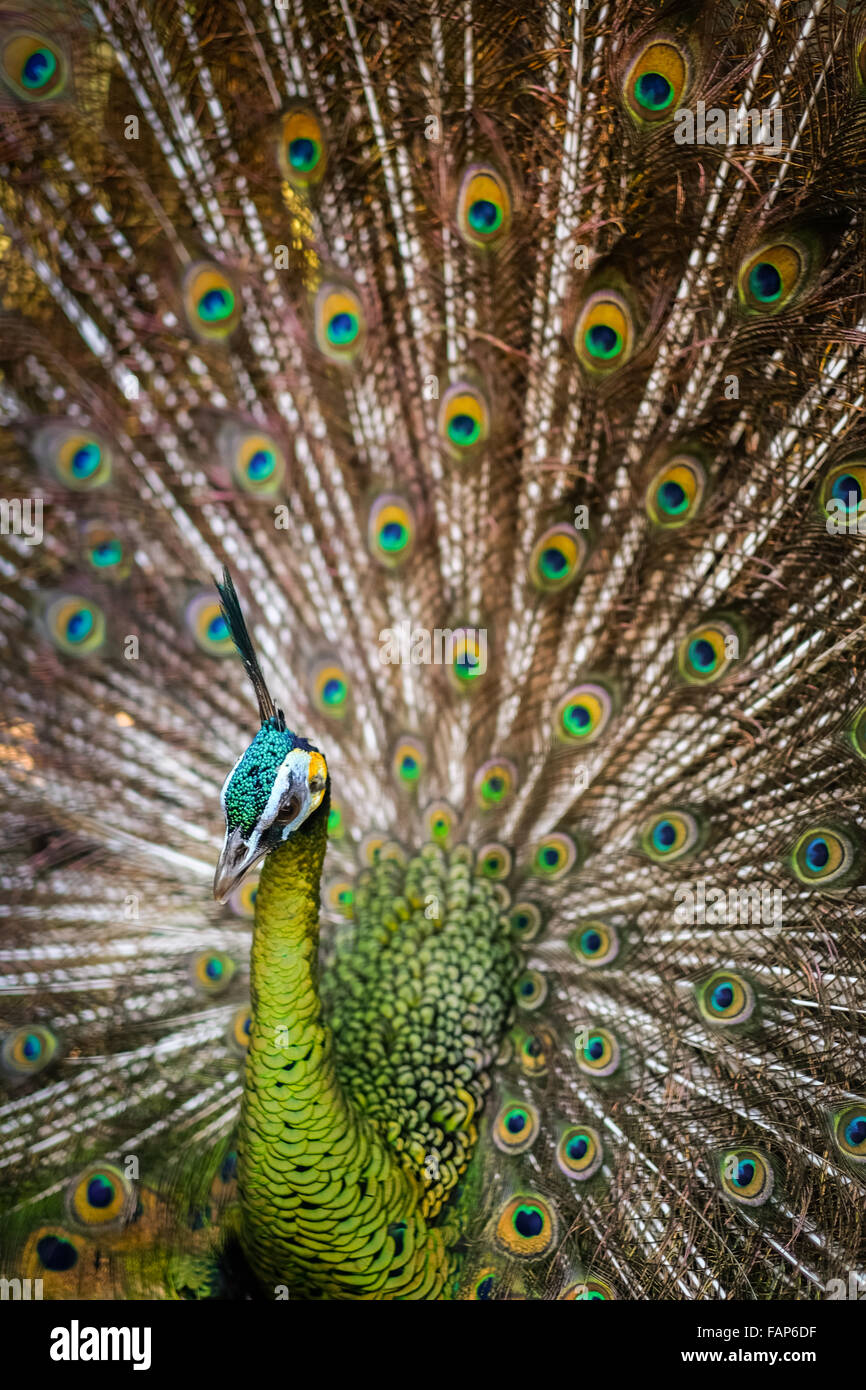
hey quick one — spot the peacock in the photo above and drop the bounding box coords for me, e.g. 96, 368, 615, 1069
1, 0, 866, 1303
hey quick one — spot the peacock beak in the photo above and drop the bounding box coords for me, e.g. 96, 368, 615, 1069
213, 827, 264, 904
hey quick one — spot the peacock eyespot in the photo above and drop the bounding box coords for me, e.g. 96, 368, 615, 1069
193, 949, 236, 995
66, 1162, 136, 1232
186, 593, 235, 657
677, 618, 740, 684
556, 681, 612, 744
472, 1271, 497, 1300
575, 1026, 620, 1077
569, 919, 619, 967
311, 661, 351, 718
790, 825, 859, 887
719, 1148, 774, 1205
561, 1277, 615, 1300
494, 1101, 540, 1154
738, 240, 809, 315
438, 382, 490, 459
35, 425, 114, 491
833, 1105, 866, 1162
232, 432, 287, 496
44, 596, 106, 656
697, 972, 755, 1026
646, 455, 706, 527
624, 40, 690, 123
368, 494, 415, 567
557, 1124, 603, 1179
2, 33, 67, 100
640, 809, 702, 864
574, 290, 635, 376
326, 879, 355, 916
819, 462, 866, 524
85, 528, 126, 575
529, 832, 578, 880
473, 758, 517, 809
392, 737, 426, 787
228, 1007, 252, 1054
449, 628, 487, 690
848, 705, 866, 761
424, 800, 454, 846
518, 1027, 555, 1076
495, 1195, 558, 1258
509, 901, 543, 942
1, 1023, 58, 1078
280, 110, 327, 186
314, 285, 365, 362
183, 264, 242, 341
529, 524, 587, 593
477, 842, 512, 880
36, 1234, 78, 1272
515, 969, 548, 1011
457, 166, 511, 248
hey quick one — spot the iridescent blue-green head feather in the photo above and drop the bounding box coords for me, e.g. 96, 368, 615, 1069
213, 568, 329, 902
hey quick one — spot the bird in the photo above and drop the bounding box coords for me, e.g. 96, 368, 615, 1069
1, 0, 866, 1301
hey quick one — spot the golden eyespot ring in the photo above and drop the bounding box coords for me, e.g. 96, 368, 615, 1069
311, 661, 351, 718
83, 523, 129, 578
368, 494, 415, 567
1, 1024, 58, 1078
819, 461, 866, 523
65, 1162, 136, 1233
449, 628, 487, 690
574, 290, 635, 375
424, 800, 454, 847
569, 920, 619, 967
791, 825, 855, 886
624, 39, 689, 123
47, 430, 113, 490
641, 809, 702, 864
698, 972, 755, 1026
493, 1101, 540, 1154
557, 1124, 603, 1179
279, 109, 327, 187
477, 842, 512, 881
473, 758, 517, 809
228, 1006, 252, 1054
575, 1026, 620, 1077
392, 736, 426, 788
678, 618, 739, 683
186, 592, 235, 657
719, 1148, 774, 1205
515, 968, 548, 1011
517, 1026, 556, 1077
738, 241, 807, 314
183, 263, 242, 341
2, 33, 67, 101
325, 878, 355, 917
469, 1268, 499, 1300
495, 1195, 558, 1259
228, 875, 259, 919
192, 950, 237, 995
232, 431, 287, 496
43, 595, 106, 656
530, 524, 587, 593
438, 382, 490, 458
561, 1277, 615, 1300
314, 283, 365, 362
509, 901, 543, 942
457, 166, 511, 248
530, 832, 577, 880
556, 682, 612, 744
833, 1105, 866, 1162
360, 832, 387, 865
849, 704, 866, 761
646, 454, 706, 527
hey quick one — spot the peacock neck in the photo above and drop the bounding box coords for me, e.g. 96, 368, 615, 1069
237, 803, 454, 1299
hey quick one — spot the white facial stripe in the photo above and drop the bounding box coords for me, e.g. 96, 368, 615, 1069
258, 748, 312, 839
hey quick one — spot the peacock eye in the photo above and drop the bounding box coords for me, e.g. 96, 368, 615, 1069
476, 842, 512, 880
574, 289, 635, 375
848, 705, 866, 761
449, 628, 487, 690
738, 239, 809, 314
575, 1026, 620, 1077
555, 681, 613, 744
1, 1024, 58, 1079
529, 524, 587, 592
518, 1026, 556, 1077
83, 524, 128, 579
228, 1006, 252, 1054
719, 1148, 774, 1205
495, 1195, 558, 1258
43, 595, 106, 656
33, 424, 113, 490
438, 381, 490, 458
473, 758, 517, 808
65, 1162, 136, 1232
790, 825, 859, 886
2, 33, 67, 101
311, 661, 351, 718
493, 1101, 540, 1154
392, 736, 426, 787
515, 969, 548, 1011
819, 461, 866, 521
646, 454, 706, 527
229, 876, 258, 918
562, 1277, 615, 1300
280, 109, 327, 186
529, 831, 578, 879
325, 879, 355, 916
556, 1124, 603, 1179
33, 1232, 79, 1272
424, 800, 454, 846
509, 902, 543, 942
186, 592, 235, 656
569, 919, 619, 967
697, 972, 755, 1026
314, 284, 365, 362
677, 617, 741, 683
833, 1105, 866, 1162
183, 263, 242, 340
640, 809, 702, 863
233, 431, 287, 495
457, 166, 511, 248
471, 1270, 497, 1300
368, 495, 415, 567
624, 39, 691, 122
192, 950, 236, 995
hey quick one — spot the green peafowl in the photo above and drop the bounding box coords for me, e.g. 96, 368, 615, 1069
2, 0, 866, 1303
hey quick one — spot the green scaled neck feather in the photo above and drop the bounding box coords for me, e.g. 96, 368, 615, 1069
213, 569, 516, 1298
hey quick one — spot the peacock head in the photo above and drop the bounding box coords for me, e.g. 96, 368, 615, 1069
212, 568, 329, 903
